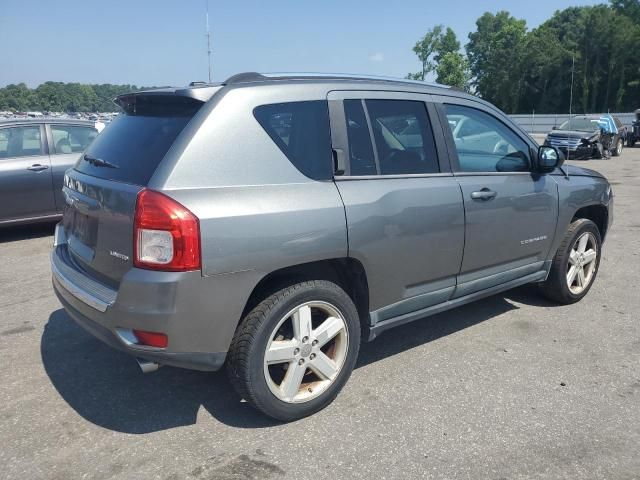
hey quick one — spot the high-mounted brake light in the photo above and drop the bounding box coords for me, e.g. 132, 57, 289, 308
134, 189, 201, 271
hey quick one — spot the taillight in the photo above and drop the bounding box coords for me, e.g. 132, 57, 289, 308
134, 189, 200, 271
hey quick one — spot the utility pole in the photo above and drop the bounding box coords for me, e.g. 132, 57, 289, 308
569, 53, 575, 118
206, 0, 212, 83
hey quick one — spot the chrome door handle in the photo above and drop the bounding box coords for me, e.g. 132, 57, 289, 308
470, 189, 497, 201
27, 164, 49, 172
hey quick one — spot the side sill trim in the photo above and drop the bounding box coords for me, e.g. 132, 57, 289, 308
367, 270, 546, 341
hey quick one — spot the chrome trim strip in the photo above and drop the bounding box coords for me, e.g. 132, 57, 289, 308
335, 172, 453, 181
452, 171, 533, 177
51, 255, 110, 312
0, 213, 62, 225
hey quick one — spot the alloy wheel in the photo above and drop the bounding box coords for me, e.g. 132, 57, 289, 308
566, 232, 598, 294
263, 301, 349, 403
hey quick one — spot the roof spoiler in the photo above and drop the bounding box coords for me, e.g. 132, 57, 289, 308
113, 84, 222, 110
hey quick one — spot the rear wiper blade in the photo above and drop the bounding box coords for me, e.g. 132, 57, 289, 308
83, 154, 118, 169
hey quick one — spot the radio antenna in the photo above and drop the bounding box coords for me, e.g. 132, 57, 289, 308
206, 0, 212, 83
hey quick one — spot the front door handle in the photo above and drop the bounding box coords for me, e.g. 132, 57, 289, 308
27, 164, 49, 172
470, 188, 497, 201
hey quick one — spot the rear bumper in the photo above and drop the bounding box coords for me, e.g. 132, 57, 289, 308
50, 224, 250, 372
53, 284, 226, 371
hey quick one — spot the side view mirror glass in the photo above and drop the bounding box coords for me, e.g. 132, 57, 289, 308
537, 146, 564, 172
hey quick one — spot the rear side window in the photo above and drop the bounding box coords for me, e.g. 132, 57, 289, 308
344, 100, 377, 176
254, 101, 332, 180
0, 126, 43, 159
51, 125, 98, 154
365, 100, 439, 175
74, 95, 201, 185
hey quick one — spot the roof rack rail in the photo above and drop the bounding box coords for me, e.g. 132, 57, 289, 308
223, 71, 449, 89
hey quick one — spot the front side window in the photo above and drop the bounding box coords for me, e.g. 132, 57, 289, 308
254, 101, 332, 180
366, 100, 439, 175
51, 125, 98, 154
444, 104, 530, 173
0, 126, 43, 159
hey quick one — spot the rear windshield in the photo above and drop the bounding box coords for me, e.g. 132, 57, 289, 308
74, 95, 201, 185
559, 118, 599, 132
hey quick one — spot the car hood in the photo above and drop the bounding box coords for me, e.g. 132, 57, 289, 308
552, 164, 605, 179
547, 129, 598, 140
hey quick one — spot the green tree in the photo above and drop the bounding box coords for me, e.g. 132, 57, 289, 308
0, 83, 35, 111
0, 82, 151, 112
611, 0, 640, 22
435, 27, 460, 62
466, 11, 528, 113
408, 25, 444, 80
436, 52, 470, 90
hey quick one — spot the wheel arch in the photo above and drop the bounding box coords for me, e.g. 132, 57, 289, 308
241, 258, 372, 332
572, 204, 609, 241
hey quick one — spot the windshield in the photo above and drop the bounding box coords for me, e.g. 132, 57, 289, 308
558, 118, 599, 132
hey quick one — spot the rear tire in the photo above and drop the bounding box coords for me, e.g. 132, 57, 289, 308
226, 280, 361, 421
539, 219, 601, 304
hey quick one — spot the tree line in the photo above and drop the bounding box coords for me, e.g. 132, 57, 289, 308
408, 0, 640, 114
0, 82, 150, 112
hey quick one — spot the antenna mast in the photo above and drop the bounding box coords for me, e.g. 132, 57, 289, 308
569, 53, 575, 117
206, 0, 212, 83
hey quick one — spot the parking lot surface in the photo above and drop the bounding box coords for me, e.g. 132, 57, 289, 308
1, 151, 639, 480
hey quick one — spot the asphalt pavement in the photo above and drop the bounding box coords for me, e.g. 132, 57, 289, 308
1, 150, 639, 480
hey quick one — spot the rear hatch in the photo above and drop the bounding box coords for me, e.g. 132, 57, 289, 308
61, 93, 204, 287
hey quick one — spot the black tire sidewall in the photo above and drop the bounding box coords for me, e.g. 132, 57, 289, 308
554, 220, 602, 303
244, 281, 360, 421
613, 139, 622, 156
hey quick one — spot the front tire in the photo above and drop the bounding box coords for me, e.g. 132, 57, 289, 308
226, 280, 361, 421
612, 138, 623, 157
539, 219, 601, 304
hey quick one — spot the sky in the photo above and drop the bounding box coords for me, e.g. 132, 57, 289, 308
0, 0, 603, 88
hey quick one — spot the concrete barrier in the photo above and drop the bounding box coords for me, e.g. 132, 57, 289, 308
509, 112, 635, 134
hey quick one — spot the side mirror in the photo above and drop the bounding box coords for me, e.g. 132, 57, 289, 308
552, 126, 558, 130
537, 146, 564, 173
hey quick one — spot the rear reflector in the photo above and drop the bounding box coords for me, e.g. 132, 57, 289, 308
134, 189, 200, 271
133, 329, 168, 348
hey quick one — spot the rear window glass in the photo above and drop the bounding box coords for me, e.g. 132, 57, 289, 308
51, 125, 98, 154
254, 101, 332, 180
74, 96, 201, 185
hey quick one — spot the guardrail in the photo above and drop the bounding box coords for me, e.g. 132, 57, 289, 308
510, 113, 635, 134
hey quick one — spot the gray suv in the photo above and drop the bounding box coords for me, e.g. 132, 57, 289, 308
51, 73, 613, 420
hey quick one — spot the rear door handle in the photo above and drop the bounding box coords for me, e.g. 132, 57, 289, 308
470, 188, 497, 201
27, 164, 49, 172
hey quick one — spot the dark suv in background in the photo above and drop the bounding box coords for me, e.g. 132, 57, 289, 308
544, 115, 626, 159
51, 73, 613, 420
0, 118, 98, 225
